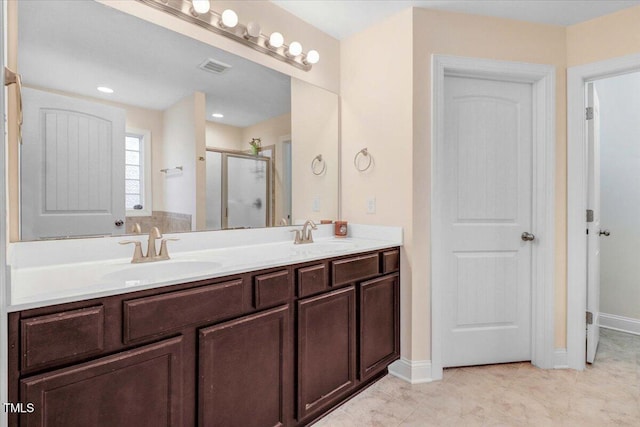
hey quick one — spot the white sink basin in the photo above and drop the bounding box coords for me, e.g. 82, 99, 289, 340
103, 260, 222, 283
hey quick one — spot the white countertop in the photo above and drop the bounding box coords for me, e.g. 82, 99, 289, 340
7, 224, 402, 312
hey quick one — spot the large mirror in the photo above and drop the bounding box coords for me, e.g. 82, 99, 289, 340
15, 0, 339, 241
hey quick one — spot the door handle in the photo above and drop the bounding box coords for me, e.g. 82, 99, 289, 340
521, 232, 535, 242
115, 220, 124, 227
599, 229, 610, 237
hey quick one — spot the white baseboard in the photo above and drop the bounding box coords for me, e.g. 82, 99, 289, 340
600, 313, 640, 336
553, 348, 568, 369
388, 358, 433, 384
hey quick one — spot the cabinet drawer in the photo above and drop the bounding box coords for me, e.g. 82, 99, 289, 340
123, 279, 244, 343
297, 264, 328, 298
21, 305, 105, 372
381, 250, 400, 274
332, 254, 380, 286
253, 270, 291, 309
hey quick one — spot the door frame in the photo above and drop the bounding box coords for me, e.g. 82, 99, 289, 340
566, 53, 640, 370
431, 55, 556, 379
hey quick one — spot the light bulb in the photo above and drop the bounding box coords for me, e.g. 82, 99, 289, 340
268, 32, 284, 49
221, 9, 238, 28
288, 41, 302, 57
245, 21, 261, 39
192, 0, 210, 14
305, 50, 320, 64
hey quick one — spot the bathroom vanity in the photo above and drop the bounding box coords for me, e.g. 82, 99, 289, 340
5, 225, 401, 426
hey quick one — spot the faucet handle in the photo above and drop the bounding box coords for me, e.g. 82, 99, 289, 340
119, 240, 144, 263
158, 238, 179, 259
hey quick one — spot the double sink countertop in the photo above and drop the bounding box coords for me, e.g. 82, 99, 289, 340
7, 224, 403, 312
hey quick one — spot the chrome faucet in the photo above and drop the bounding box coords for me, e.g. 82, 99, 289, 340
120, 227, 179, 263
291, 220, 317, 245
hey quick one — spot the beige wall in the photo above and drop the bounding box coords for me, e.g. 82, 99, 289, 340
99, 0, 340, 94
162, 92, 206, 230
292, 79, 340, 224
341, 8, 569, 361
206, 122, 244, 152
340, 9, 414, 355
567, 5, 640, 67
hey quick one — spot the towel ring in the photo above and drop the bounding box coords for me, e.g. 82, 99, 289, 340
311, 154, 326, 175
354, 148, 372, 172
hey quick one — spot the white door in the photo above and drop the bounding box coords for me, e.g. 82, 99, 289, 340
586, 83, 601, 363
21, 88, 126, 240
441, 75, 534, 367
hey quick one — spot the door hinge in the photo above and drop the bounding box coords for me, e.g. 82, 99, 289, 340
586, 311, 593, 325
586, 209, 594, 223
586, 107, 594, 120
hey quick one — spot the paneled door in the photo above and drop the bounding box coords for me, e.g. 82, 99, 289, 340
440, 75, 534, 367
21, 88, 126, 240
586, 82, 601, 364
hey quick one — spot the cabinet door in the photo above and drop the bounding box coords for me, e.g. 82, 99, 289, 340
199, 305, 290, 427
20, 336, 183, 427
359, 274, 400, 381
297, 286, 356, 420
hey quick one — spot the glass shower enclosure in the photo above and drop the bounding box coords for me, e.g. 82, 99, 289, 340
205, 149, 271, 230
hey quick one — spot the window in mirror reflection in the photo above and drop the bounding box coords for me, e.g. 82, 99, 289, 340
125, 130, 152, 217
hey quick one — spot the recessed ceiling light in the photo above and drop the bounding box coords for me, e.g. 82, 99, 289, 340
97, 86, 114, 94
212, 113, 224, 118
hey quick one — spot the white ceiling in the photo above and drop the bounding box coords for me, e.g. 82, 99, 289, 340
271, 0, 640, 40
18, 1, 291, 128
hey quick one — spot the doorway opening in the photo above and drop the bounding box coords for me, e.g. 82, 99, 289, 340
567, 53, 640, 370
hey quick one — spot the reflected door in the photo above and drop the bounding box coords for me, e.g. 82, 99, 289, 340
205, 151, 270, 229
21, 88, 126, 240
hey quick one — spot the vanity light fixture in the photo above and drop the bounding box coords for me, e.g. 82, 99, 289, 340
211, 113, 224, 118
137, 0, 319, 71
287, 41, 303, 57
220, 9, 238, 28
304, 50, 320, 65
244, 22, 261, 40
191, 0, 210, 15
267, 32, 284, 49
97, 86, 114, 94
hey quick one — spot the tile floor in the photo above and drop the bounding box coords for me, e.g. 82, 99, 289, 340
314, 328, 640, 426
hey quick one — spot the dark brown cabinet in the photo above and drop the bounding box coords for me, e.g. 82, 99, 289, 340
8, 247, 400, 427
20, 336, 184, 427
359, 274, 400, 381
199, 305, 290, 427
297, 286, 356, 421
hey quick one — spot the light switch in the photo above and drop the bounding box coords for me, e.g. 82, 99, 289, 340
312, 196, 320, 212
367, 197, 376, 214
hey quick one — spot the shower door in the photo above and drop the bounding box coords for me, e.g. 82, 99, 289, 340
206, 150, 271, 230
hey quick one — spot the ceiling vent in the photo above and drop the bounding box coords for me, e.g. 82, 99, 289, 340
198, 58, 232, 75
